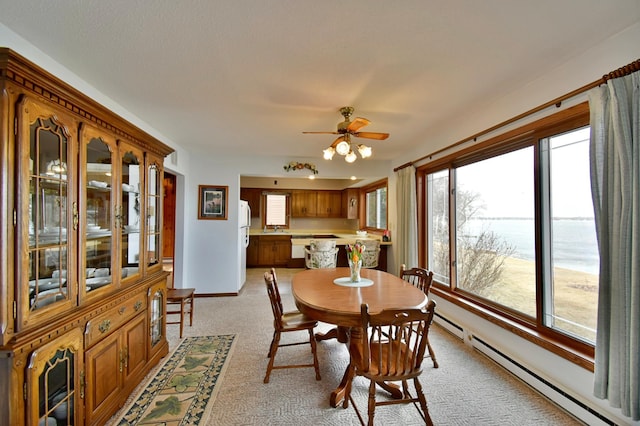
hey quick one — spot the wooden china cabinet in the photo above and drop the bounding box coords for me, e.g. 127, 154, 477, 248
0, 49, 173, 425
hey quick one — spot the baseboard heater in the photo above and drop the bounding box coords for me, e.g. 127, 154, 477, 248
433, 314, 617, 426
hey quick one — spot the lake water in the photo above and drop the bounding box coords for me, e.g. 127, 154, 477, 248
465, 218, 599, 275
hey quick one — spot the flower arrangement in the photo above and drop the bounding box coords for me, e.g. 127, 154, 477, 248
283, 161, 319, 174
346, 242, 366, 282
346, 242, 366, 263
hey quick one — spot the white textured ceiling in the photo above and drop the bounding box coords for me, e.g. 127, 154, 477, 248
1, 1, 639, 162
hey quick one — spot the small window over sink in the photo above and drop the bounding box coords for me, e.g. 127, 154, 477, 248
263, 192, 290, 230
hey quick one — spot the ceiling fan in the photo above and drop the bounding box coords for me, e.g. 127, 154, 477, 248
303, 106, 389, 162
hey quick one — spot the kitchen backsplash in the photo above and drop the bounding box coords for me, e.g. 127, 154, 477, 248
250, 217, 358, 232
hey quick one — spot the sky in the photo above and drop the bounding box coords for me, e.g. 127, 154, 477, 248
456, 127, 593, 219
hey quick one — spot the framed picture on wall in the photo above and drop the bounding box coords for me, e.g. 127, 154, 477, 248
197, 185, 228, 220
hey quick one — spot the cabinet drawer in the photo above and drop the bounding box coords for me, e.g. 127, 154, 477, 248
85, 292, 147, 347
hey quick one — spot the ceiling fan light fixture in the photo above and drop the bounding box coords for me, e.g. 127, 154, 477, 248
323, 146, 336, 160
304, 107, 387, 163
336, 139, 350, 156
357, 144, 372, 158
345, 150, 357, 163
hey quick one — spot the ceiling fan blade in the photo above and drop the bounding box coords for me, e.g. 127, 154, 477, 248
302, 131, 340, 135
354, 132, 389, 140
346, 117, 370, 132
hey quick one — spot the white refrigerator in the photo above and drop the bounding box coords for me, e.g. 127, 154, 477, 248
238, 200, 251, 290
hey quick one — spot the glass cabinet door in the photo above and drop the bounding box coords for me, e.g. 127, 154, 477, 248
81, 124, 117, 298
149, 285, 165, 350
17, 97, 77, 329
26, 328, 83, 426
146, 158, 162, 269
119, 143, 143, 283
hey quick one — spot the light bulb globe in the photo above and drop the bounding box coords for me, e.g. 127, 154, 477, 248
336, 140, 350, 156
345, 150, 357, 163
357, 144, 372, 158
323, 147, 335, 160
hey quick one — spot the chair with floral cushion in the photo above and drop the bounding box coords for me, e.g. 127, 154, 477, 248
355, 239, 381, 269
305, 239, 339, 269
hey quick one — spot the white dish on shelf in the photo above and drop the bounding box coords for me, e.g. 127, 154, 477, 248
356, 230, 368, 237
124, 225, 139, 232
86, 277, 111, 287
88, 180, 108, 188
87, 225, 101, 232
43, 227, 67, 235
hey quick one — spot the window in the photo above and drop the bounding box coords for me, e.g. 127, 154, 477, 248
263, 193, 289, 229
362, 180, 387, 231
541, 127, 598, 342
421, 103, 598, 358
455, 147, 536, 317
426, 170, 450, 284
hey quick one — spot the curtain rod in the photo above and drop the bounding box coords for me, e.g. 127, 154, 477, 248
394, 58, 640, 172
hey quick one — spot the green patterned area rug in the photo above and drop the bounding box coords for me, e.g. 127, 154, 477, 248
114, 335, 236, 425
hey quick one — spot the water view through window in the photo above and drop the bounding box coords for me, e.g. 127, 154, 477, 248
428, 126, 599, 343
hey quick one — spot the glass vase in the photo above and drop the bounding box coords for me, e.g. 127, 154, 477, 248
348, 258, 362, 282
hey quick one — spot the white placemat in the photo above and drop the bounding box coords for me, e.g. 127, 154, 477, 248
333, 277, 374, 287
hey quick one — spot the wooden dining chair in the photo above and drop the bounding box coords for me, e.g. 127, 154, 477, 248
263, 268, 321, 383
344, 301, 437, 426
399, 264, 438, 368
399, 264, 434, 294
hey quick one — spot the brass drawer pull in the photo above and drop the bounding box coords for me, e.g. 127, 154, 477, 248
119, 306, 126, 315
98, 319, 111, 333
134, 300, 142, 311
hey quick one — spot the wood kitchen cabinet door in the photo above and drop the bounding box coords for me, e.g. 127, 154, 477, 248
247, 236, 259, 266
240, 188, 261, 217
257, 235, 291, 266
317, 190, 342, 218
291, 190, 317, 217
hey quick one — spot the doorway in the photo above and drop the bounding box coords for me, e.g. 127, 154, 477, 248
163, 171, 177, 287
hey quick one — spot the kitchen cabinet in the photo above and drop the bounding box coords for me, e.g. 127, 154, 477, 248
247, 236, 259, 266
316, 190, 342, 218
240, 188, 261, 218
248, 235, 291, 266
0, 48, 172, 425
291, 190, 317, 217
292, 189, 342, 218
342, 188, 359, 219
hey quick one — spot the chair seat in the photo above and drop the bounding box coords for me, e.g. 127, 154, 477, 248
281, 311, 318, 330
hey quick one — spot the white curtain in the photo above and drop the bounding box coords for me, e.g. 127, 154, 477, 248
589, 70, 640, 421
395, 165, 418, 274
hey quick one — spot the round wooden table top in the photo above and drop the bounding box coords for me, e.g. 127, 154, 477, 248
292, 268, 428, 328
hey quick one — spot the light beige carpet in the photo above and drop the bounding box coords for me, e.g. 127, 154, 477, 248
110, 268, 583, 425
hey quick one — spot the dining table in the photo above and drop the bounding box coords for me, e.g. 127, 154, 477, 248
292, 267, 428, 408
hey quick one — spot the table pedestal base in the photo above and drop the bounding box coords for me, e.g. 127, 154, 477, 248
322, 327, 402, 408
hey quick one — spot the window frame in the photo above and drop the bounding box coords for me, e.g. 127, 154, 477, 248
261, 191, 291, 230
360, 179, 388, 233
417, 102, 595, 369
